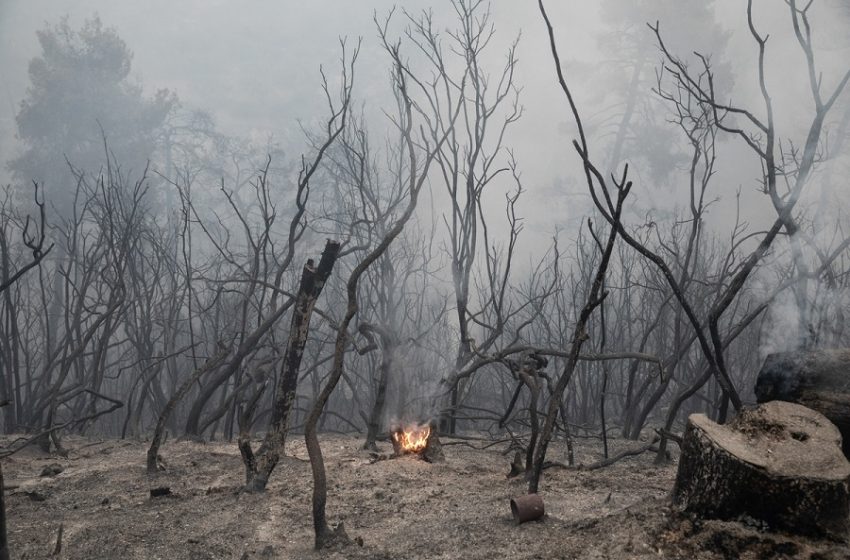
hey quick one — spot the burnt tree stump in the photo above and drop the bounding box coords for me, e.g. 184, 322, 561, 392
673, 401, 850, 539
390, 423, 444, 463
755, 349, 850, 457
421, 430, 444, 463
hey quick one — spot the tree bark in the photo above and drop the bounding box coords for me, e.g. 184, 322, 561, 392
673, 401, 850, 539
360, 323, 394, 451
243, 240, 341, 491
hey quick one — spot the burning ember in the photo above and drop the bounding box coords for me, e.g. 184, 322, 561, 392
388, 421, 444, 462
392, 423, 431, 454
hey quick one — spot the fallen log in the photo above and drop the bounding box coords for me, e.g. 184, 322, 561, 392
673, 401, 850, 539
755, 349, 850, 457
581, 436, 660, 471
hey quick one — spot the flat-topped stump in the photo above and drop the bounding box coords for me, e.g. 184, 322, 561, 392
673, 401, 850, 539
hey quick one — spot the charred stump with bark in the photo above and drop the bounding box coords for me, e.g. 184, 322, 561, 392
673, 401, 850, 539
390, 422, 444, 463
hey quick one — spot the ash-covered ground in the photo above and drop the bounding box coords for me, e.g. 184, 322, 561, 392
4, 434, 847, 559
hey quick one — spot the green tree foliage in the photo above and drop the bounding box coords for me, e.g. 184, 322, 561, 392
9, 15, 177, 208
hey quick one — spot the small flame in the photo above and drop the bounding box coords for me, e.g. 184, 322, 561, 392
393, 423, 431, 454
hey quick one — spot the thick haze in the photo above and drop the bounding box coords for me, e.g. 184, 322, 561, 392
1, 1, 848, 251
2, 2, 850, 515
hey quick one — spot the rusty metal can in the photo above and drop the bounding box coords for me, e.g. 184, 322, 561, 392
510, 493, 545, 524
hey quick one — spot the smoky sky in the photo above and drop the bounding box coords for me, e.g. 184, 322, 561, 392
1, 1, 848, 257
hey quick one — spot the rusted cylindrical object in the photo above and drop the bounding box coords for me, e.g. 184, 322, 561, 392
510, 493, 544, 524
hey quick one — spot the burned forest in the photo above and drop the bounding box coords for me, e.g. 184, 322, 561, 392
1, 0, 850, 558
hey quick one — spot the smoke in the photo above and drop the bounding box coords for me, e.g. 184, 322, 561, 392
384, 342, 450, 429
760, 288, 804, 358
757, 234, 850, 359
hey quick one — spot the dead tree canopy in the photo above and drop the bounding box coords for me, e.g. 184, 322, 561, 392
673, 401, 850, 539
755, 349, 850, 457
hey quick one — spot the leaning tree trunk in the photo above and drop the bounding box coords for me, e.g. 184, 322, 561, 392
241, 240, 341, 491
755, 349, 850, 457
673, 401, 850, 539
146, 343, 230, 474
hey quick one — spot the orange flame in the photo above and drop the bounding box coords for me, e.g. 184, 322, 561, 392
392, 423, 431, 454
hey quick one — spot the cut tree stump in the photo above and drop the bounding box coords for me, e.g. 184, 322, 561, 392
755, 349, 850, 457
673, 401, 850, 539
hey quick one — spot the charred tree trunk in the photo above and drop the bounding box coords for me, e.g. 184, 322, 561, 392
242, 240, 341, 492
673, 401, 850, 539
146, 343, 230, 474
512, 353, 547, 474
360, 323, 395, 452
421, 424, 445, 463
523, 376, 540, 474
756, 349, 850, 457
